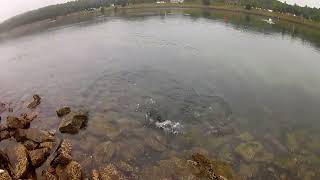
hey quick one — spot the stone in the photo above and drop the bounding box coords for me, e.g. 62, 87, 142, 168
6, 116, 30, 129
27, 94, 41, 109
15, 128, 54, 143
99, 164, 126, 180
23, 140, 38, 150
94, 141, 116, 163
56, 106, 71, 117
29, 148, 50, 167
145, 134, 166, 152
59, 111, 88, 134
56, 161, 82, 180
0, 169, 12, 180
235, 142, 264, 161
0, 130, 10, 140
0, 140, 29, 179
51, 140, 72, 167
115, 161, 134, 173
92, 169, 100, 180
39, 141, 56, 150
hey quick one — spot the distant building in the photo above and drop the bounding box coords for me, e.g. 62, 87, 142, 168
156, 1, 166, 3
170, 0, 184, 3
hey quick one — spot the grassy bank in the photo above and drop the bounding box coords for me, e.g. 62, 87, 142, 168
118, 3, 320, 29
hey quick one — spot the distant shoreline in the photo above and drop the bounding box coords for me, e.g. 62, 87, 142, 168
0, 3, 319, 38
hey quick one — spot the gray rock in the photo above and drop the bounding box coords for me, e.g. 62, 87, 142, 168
59, 111, 88, 134
27, 94, 41, 109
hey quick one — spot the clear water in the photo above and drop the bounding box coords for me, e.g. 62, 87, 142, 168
1, 8, 320, 179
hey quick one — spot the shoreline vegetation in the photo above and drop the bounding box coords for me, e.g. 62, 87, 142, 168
0, 1, 319, 37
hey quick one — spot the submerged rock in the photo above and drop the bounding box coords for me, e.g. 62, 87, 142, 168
56, 106, 71, 117
145, 134, 167, 152
56, 161, 82, 180
235, 141, 264, 161
59, 111, 88, 134
27, 94, 41, 109
99, 164, 126, 180
0, 140, 29, 179
94, 141, 116, 164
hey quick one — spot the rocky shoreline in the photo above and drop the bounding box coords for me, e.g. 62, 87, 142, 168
0, 95, 235, 180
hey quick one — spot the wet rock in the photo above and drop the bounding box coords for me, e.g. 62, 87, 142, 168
0, 169, 12, 180
27, 94, 41, 109
94, 141, 116, 163
116, 139, 145, 161
56, 161, 82, 180
115, 161, 134, 173
6, 116, 30, 129
51, 139, 72, 167
42, 170, 58, 180
0, 103, 6, 114
15, 128, 54, 143
0, 140, 29, 179
29, 148, 50, 167
235, 141, 264, 161
91, 169, 100, 180
99, 164, 126, 180
0, 130, 10, 140
39, 141, 56, 151
56, 106, 71, 117
59, 111, 88, 134
23, 140, 38, 150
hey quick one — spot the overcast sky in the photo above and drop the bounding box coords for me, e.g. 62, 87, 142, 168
0, 0, 319, 22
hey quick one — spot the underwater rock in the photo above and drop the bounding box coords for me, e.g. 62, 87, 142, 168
27, 95, 41, 109
0, 140, 29, 179
191, 153, 234, 180
235, 141, 264, 161
15, 128, 54, 143
94, 141, 116, 164
115, 161, 134, 173
239, 132, 255, 142
116, 139, 145, 161
145, 134, 167, 152
29, 148, 50, 167
0, 169, 12, 180
6, 116, 30, 129
59, 111, 88, 134
99, 164, 126, 180
56, 106, 71, 117
78, 135, 99, 152
56, 161, 82, 180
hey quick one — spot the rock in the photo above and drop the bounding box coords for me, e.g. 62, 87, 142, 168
92, 169, 100, 180
239, 132, 255, 142
94, 141, 116, 163
116, 139, 145, 161
29, 148, 50, 167
235, 141, 264, 161
15, 128, 54, 143
0, 130, 10, 140
6, 116, 30, 129
0, 103, 6, 114
145, 134, 166, 152
56, 107, 71, 117
23, 140, 38, 150
39, 141, 56, 151
0, 169, 12, 180
59, 111, 88, 134
27, 94, 41, 109
0, 150, 8, 169
56, 161, 82, 180
0, 140, 29, 179
99, 164, 126, 180
191, 153, 234, 180
51, 139, 72, 167
115, 161, 134, 173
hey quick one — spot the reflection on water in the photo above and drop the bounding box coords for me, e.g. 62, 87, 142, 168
1, 8, 320, 179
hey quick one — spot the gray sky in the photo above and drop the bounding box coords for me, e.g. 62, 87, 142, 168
0, 0, 319, 23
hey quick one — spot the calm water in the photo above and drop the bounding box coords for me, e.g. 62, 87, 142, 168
1, 8, 320, 179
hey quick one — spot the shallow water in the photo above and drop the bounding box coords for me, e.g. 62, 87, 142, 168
1, 8, 320, 179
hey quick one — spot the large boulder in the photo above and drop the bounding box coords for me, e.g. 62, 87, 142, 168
29, 148, 50, 167
15, 128, 54, 143
59, 111, 88, 134
0, 140, 29, 179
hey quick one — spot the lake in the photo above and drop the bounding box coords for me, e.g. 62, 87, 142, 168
1, 8, 320, 179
